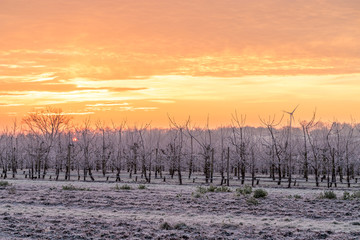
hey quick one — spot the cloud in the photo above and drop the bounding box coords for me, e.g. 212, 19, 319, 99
0, 0, 360, 126
63, 112, 95, 115
149, 100, 175, 104
116, 106, 158, 112
37, 111, 95, 116
0, 103, 24, 107
85, 102, 158, 112
110, 87, 148, 92
86, 103, 129, 107
0, 80, 77, 92
1, 0, 359, 79
0, 92, 25, 96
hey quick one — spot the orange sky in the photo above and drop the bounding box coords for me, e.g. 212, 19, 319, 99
1, 0, 360, 128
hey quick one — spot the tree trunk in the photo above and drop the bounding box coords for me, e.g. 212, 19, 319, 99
210, 148, 214, 183
189, 136, 193, 179
227, 147, 230, 186
116, 168, 121, 182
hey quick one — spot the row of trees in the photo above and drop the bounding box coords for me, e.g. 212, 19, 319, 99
0, 107, 359, 188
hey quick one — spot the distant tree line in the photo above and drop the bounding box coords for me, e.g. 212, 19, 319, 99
0, 107, 359, 188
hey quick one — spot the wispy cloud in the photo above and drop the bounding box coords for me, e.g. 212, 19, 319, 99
1, 0, 360, 126
36, 111, 95, 116
86, 103, 129, 107
0, 103, 24, 107
149, 99, 175, 104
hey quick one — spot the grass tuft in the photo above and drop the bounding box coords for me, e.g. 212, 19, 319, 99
196, 185, 231, 194
192, 192, 202, 198
343, 191, 351, 200
160, 222, 172, 230
62, 184, 90, 191
207, 185, 217, 192
236, 185, 252, 195
215, 186, 231, 192
119, 184, 132, 190
0, 181, 10, 187
138, 184, 147, 190
246, 197, 259, 205
318, 191, 337, 199
293, 194, 302, 199
253, 189, 268, 198
196, 186, 208, 194
351, 191, 360, 199
174, 222, 187, 230
342, 190, 360, 200
7, 186, 16, 194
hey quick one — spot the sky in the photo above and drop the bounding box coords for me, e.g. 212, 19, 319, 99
1, 0, 360, 128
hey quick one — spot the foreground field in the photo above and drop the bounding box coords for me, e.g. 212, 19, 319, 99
0, 180, 359, 240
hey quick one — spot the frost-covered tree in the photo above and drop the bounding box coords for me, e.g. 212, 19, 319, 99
22, 106, 71, 179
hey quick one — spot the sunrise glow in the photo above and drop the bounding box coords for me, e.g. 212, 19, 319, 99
1, 1, 360, 127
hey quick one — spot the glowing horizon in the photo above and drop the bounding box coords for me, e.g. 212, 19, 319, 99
1, 0, 360, 128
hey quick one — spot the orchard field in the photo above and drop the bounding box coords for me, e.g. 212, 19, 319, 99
1, 109, 360, 239
0, 172, 359, 240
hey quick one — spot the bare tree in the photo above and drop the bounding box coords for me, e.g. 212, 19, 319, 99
94, 121, 112, 177
218, 126, 228, 185
249, 128, 262, 186
304, 111, 321, 186
110, 121, 126, 182
260, 115, 284, 185
326, 121, 345, 187
132, 123, 151, 183
126, 129, 139, 178
299, 119, 310, 181
186, 116, 214, 184
9, 119, 20, 178
230, 111, 248, 184
77, 118, 96, 181
168, 115, 188, 185
0, 130, 8, 179
344, 122, 356, 187
22, 106, 71, 179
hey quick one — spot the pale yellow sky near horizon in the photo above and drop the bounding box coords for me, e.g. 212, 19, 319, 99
1, 0, 360, 127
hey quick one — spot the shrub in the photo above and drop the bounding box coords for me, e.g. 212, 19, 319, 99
7, 186, 16, 194
253, 189, 268, 198
0, 181, 9, 187
119, 184, 132, 190
192, 192, 202, 198
174, 222, 187, 230
246, 197, 259, 205
343, 191, 351, 200
215, 186, 231, 192
207, 185, 217, 192
62, 184, 90, 191
286, 194, 301, 199
62, 184, 76, 191
196, 186, 208, 194
352, 191, 360, 199
293, 194, 302, 199
62, 184, 77, 191
236, 185, 252, 195
324, 191, 337, 199
342, 191, 360, 200
319, 191, 337, 199
138, 184, 147, 190
160, 222, 172, 230
197, 185, 231, 194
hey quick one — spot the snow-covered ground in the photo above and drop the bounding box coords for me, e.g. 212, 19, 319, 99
0, 179, 359, 239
